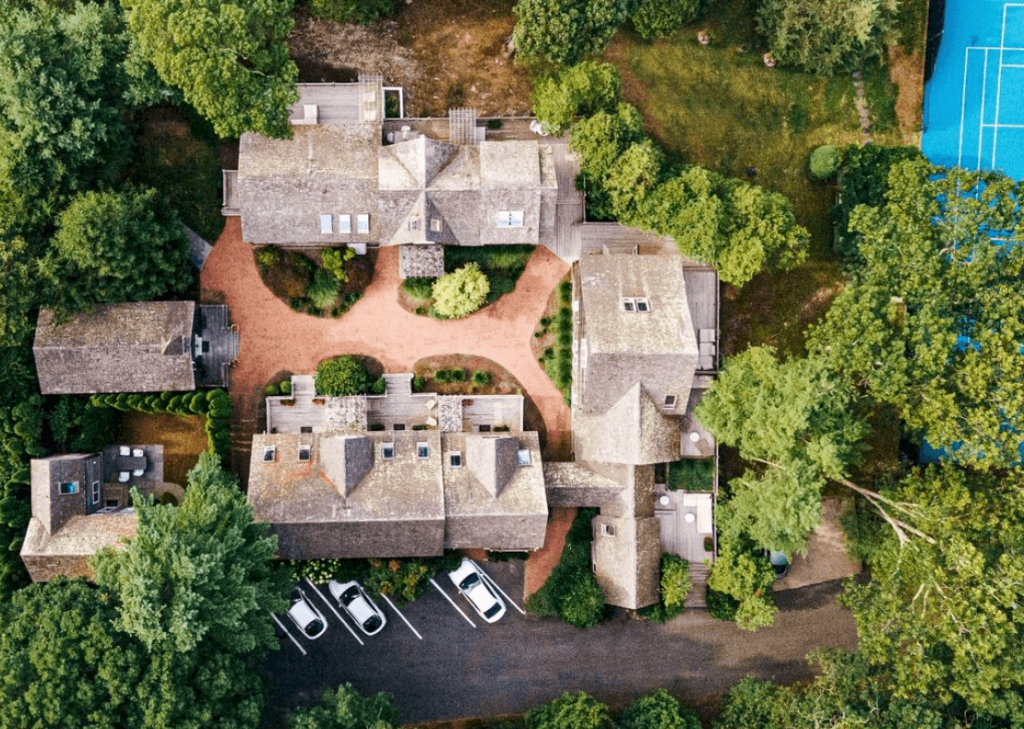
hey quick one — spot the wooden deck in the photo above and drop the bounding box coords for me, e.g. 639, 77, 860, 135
197, 305, 238, 389
288, 83, 363, 125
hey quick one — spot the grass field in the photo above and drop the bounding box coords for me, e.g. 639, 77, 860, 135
114, 411, 208, 487
604, 0, 903, 356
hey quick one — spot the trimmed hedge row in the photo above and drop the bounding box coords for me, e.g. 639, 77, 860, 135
89, 389, 232, 464
539, 279, 574, 406
286, 552, 463, 605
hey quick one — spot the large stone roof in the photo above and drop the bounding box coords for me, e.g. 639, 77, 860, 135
21, 513, 136, 582
33, 302, 196, 394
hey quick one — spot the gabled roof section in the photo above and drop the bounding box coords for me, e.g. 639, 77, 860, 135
577, 383, 681, 466
480, 141, 542, 188
379, 136, 460, 190
320, 435, 374, 497
33, 302, 196, 394
466, 436, 521, 498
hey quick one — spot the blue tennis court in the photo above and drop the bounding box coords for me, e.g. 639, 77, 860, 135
923, 0, 1024, 180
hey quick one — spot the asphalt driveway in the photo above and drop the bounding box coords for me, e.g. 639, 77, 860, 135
262, 561, 858, 726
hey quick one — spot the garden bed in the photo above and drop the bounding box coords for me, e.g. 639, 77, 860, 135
530, 276, 572, 405
256, 245, 375, 318
412, 354, 523, 397
396, 245, 535, 317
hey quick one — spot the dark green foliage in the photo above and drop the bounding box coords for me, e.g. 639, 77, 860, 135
618, 688, 701, 729
46, 395, 114, 452
371, 377, 387, 395
92, 453, 290, 654
472, 369, 491, 386
808, 145, 841, 180
120, 0, 299, 139
526, 509, 606, 628
639, 553, 691, 623
307, 268, 341, 310
525, 691, 612, 729
362, 552, 462, 605
558, 280, 572, 304
757, 0, 899, 74
713, 676, 798, 729
832, 143, 925, 263
256, 246, 281, 268
435, 368, 468, 384
279, 379, 293, 395
321, 246, 355, 283
286, 682, 400, 729
513, 0, 636, 68
41, 188, 191, 321
265, 383, 281, 396
0, 578, 147, 729
707, 539, 777, 630
571, 103, 646, 220
402, 276, 436, 300
411, 376, 425, 393
0, 395, 45, 599
667, 458, 714, 492
315, 356, 373, 396
631, 0, 705, 40
705, 587, 739, 621
0, 2, 133, 233
532, 62, 621, 135
443, 245, 534, 306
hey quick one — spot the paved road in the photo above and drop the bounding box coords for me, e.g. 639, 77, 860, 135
262, 562, 858, 725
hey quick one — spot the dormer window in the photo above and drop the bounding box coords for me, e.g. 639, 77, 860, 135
636, 298, 650, 312
450, 452, 462, 468
338, 214, 351, 233
320, 214, 333, 234
381, 443, 395, 460
357, 214, 370, 234
262, 446, 276, 463
497, 211, 524, 228
664, 395, 677, 409
601, 523, 616, 537
298, 445, 311, 461
417, 442, 430, 459
430, 218, 443, 232
622, 297, 650, 312
59, 481, 79, 495
517, 449, 531, 466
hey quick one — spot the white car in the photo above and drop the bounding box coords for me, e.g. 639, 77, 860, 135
287, 587, 327, 640
329, 580, 387, 636
447, 558, 506, 623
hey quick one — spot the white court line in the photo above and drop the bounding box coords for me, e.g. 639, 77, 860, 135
271, 613, 307, 655
430, 578, 476, 628
1001, 63, 1024, 67
477, 568, 526, 616
305, 579, 364, 646
966, 46, 1024, 51
982, 123, 1024, 128
381, 593, 423, 640
959, 46, 970, 166
992, 3, 1010, 168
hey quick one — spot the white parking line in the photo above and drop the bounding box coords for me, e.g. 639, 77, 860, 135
271, 613, 307, 655
305, 579, 364, 646
381, 593, 423, 640
430, 578, 476, 628
478, 567, 527, 616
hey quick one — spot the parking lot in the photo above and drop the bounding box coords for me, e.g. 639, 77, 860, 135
262, 561, 859, 726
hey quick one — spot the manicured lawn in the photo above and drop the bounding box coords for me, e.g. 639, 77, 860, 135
113, 411, 207, 487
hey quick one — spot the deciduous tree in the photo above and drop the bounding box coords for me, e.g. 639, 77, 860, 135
431, 263, 490, 319
631, 0, 706, 41
524, 691, 613, 729
619, 688, 702, 729
513, 0, 636, 68
532, 61, 622, 136
40, 188, 191, 320
287, 683, 400, 729
119, 0, 299, 138
809, 160, 1024, 468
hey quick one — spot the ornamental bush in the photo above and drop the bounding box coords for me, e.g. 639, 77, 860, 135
307, 0, 397, 25
809, 145, 842, 179
315, 355, 373, 396
632, 0, 705, 41
431, 263, 490, 319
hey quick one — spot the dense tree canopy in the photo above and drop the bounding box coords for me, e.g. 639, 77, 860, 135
841, 467, 1024, 721
757, 0, 899, 74
532, 62, 622, 136
119, 0, 299, 138
0, 578, 146, 729
92, 453, 289, 655
287, 683, 400, 729
631, 0, 706, 41
40, 187, 191, 320
513, 0, 635, 68
524, 691, 613, 729
809, 160, 1024, 468
0, 1, 133, 231
619, 688, 702, 729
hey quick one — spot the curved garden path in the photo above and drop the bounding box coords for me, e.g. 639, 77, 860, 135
200, 218, 572, 480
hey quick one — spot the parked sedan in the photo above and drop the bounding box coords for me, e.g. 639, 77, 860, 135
287, 587, 327, 640
329, 580, 387, 636
447, 558, 506, 623
766, 550, 790, 579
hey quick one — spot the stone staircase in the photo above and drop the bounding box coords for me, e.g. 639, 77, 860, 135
383, 372, 414, 396
685, 562, 711, 609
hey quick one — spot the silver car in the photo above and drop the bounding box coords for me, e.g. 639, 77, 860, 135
329, 580, 387, 636
287, 587, 327, 640
447, 558, 506, 623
